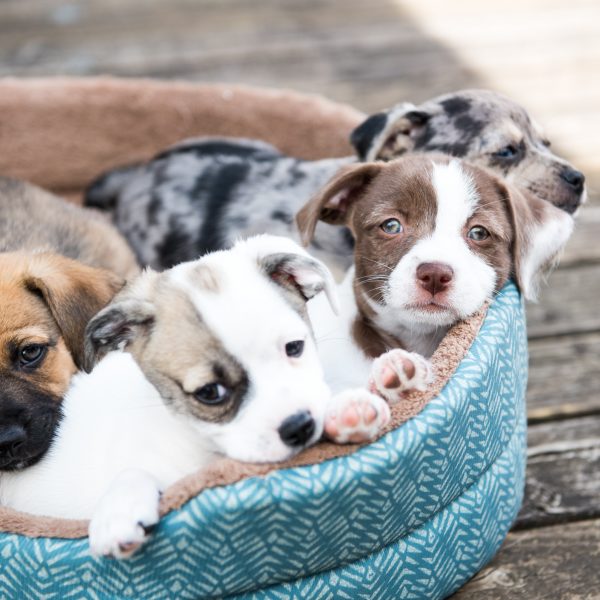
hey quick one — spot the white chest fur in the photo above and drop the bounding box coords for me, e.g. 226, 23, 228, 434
0, 352, 212, 519
308, 269, 374, 393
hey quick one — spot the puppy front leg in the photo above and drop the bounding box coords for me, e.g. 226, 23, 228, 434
370, 349, 434, 403
324, 389, 391, 444
88, 469, 161, 559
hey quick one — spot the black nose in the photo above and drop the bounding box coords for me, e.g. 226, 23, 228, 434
560, 167, 585, 193
0, 424, 27, 456
278, 411, 316, 447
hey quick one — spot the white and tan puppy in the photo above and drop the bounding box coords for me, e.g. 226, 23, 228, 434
299, 155, 573, 409
0, 236, 389, 558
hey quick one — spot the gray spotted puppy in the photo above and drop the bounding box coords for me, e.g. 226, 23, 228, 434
85, 89, 585, 275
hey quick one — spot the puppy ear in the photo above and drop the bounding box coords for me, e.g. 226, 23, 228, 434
500, 182, 574, 301
296, 162, 383, 245
261, 252, 339, 315
350, 103, 431, 161
25, 254, 125, 371
83, 298, 155, 372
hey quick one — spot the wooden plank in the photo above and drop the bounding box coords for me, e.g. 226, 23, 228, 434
527, 414, 600, 447
561, 206, 600, 267
452, 519, 600, 598
516, 416, 600, 528
527, 331, 600, 420
526, 263, 600, 338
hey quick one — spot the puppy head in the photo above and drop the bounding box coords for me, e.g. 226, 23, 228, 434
85, 236, 336, 463
350, 89, 586, 214
0, 253, 124, 470
297, 157, 572, 336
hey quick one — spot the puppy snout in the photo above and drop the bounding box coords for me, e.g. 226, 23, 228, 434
416, 262, 454, 296
278, 411, 316, 447
0, 424, 27, 456
559, 167, 585, 194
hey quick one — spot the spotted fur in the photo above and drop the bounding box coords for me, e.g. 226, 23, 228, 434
85, 90, 584, 277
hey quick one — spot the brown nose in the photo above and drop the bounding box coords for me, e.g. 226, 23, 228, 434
416, 262, 454, 296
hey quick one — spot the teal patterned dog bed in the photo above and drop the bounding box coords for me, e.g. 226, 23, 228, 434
0, 282, 527, 599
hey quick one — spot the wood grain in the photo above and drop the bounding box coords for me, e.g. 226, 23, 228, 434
527, 331, 600, 420
453, 519, 600, 598
517, 416, 600, 528
526, 264, 600, 338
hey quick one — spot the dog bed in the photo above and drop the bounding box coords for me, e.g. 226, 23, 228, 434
0, 78, 527, 599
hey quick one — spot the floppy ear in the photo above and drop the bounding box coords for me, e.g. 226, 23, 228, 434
260, 252, 339, 315
296, 162, 383, 246
83, 298, 156, 372
24, 254, 125, 371
350, 103, 431, 161
501, 182, 574, 301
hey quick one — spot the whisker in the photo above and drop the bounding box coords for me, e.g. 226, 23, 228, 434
355, 255, 394, 272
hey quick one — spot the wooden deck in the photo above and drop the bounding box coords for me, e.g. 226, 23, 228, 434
2, 1, 599, 596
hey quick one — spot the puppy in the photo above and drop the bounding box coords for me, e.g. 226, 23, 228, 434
0, 236, 389, 558
0, 178, 138, 471
84, 89, 584, 275
296, 156, 573, 406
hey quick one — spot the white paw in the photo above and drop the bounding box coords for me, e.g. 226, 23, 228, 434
370, 349, 433, 403
88, 470, 161, 559
324, 389, 391, 444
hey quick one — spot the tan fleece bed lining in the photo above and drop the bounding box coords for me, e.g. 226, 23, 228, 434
0, 77, 486, 538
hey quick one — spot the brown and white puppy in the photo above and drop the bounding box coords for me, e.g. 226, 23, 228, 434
0, 178, 138, 470
299, 155, 573, 402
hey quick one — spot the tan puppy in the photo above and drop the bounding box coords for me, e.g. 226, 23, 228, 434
0, 177, 138, 470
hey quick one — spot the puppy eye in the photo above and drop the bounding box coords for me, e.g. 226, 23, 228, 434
380, 218, 403, 235
467, 226, 490, 241
193, 383, 229, 405
285, 340, 305, 358
19, 344, 47, 369
493, 144, 519, 159
542, 139, 551, 148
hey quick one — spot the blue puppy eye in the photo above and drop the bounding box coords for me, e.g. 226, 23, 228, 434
467, 226, 490, 241
193, 383, 229, 405
493, 144, 519, 159
380, 218, 403, 235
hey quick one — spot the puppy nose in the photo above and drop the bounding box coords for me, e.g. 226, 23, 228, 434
416, 262, 454, 295
0, 424, 26, 455
560, 167, 585, 193
278, 411, 316, 447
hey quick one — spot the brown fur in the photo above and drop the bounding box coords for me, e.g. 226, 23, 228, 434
132, 284, 248, 424
297, 156, 532, 358
0, 177, 139, 280
85, 270, 249, 425
0, 253, 125, 469
0, 253, 124, 373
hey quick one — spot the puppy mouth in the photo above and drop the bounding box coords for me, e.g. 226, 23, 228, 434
0, 447, 46, 471
406, 300, 455, 313
403, 300, 461, 323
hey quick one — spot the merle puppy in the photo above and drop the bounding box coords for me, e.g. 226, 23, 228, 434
85, 89, 585, 275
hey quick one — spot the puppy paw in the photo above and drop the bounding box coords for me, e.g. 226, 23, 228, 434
370, 349, 433, 403
89, 470, 161, 559
324, 389, 391, 444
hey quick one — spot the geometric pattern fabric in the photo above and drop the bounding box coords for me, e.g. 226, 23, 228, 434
0, 283, 527, 599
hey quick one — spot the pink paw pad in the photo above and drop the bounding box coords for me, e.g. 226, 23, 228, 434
324, 390, 391, 445
371, 349, 433, 403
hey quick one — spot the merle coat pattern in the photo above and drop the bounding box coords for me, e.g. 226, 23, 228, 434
85, 90, 585, 275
